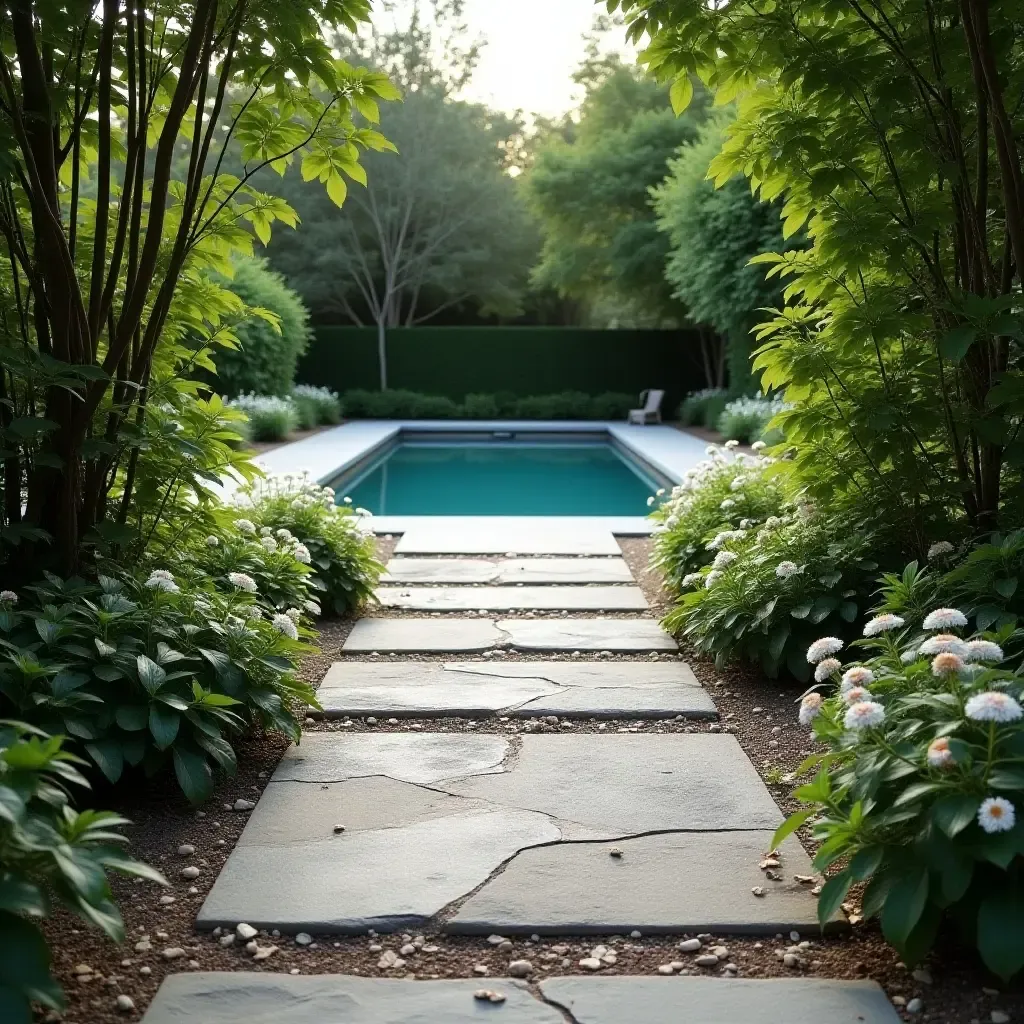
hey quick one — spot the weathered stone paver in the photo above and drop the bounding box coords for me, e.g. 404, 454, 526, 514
316, 661, 717, 719
539, 977, 901, 1024
141, 974, 901, 1024
343, 617, 677, 653
196, 733, 822, 934
449, 831, 823, 934
383, 556, 634, 584
394, 520, 621, 556
140, 974, 559, 1024
376, 585, 648, 611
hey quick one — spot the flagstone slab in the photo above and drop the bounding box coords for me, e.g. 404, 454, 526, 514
376, 585, 648, 611
445, 734, 781, 834
539, 978, 900, 1024
343, 618, 678, 653
382, 557, 635, 584
343, 617, 506, 652
141, 974, 559, 1024
500, 618, 677, 652
394, 519, 621, 555
448, 831, 822, 934
271, 732, 509, 786
316, 661, 717, 719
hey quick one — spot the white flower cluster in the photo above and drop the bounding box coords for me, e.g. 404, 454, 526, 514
228, 392, 296, 419
292, 384, 339, 404
0, 590, 17, 604
271, 611, 299, 640
228, 571, 258, 593
145, 569, 180, 594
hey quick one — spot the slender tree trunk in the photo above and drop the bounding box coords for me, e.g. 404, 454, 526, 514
377, 317, 388, 390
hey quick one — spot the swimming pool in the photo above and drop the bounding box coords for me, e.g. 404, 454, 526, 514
334, 439, 665, 516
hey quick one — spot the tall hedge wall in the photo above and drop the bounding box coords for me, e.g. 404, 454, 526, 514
296, 326, 706, 412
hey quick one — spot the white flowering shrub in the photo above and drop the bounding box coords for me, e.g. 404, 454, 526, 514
716, 395, 790, 445
292, 384, 342, 428
235, 472, 382, 615
666, 504, 879, 678
0, 571, 317, 804
782, 608, 1024, 979
650, 444, 788, 591
228, 393, 298, 441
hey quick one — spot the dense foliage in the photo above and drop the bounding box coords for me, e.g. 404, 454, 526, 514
211, 259, 312, 398
0, 720, 164, 1021
339, 389, 636, 420
717, 396, 788, 445
0, 558, 318, 804
653, 115, 790, 392
0, 0, 397, 580
678, 388, 728, 428
616, 0, 1024, 547
228, 395, 299, 443
292, 386, 343, 429
235, 474, 382, 616
784, 607, 1024, 978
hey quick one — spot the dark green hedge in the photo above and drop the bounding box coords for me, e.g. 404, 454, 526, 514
340, 389, 635, 420
297, 326, 705, 412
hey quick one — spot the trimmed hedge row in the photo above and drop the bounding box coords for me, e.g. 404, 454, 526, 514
340, 389, 635, 420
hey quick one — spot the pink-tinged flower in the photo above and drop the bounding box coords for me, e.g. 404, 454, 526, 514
965, 691, 1023, 723
806, 637, 843, 664
814, 658, 842, 683
926, 737, 955, 769
798, 692, 823, 726
977, 797, 1016, 834
922, 607, 968, 630
863, 613, 904, 637
964, 640, 1004, 663
844, 700, 885, 730
840, 666, 875, 692
843, 686, 874, 705
920, 634, 969, 657
931, 652, 964, 677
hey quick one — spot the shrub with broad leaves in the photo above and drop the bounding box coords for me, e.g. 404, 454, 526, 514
650, 442, 789, 591
781, 606, 1024, 979
234, 473, 382, 615
0, 720, 164, 1022
0, 573, 317, 804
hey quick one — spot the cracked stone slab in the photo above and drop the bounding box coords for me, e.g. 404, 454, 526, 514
316, 661, 717, 719
197, 805, 559, 933
448, 832, 827, 934
343, 617, 676, 653
140, 974, 561, 1024
445, 734, 781, 834
394, 521, 621, 556
382, 557, 634, 584
539, 978, 901, 1024
376, 585, 648, 612
271, 732, 509, 786
343, 617, 506, 653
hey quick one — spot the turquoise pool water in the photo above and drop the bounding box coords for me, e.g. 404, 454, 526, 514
340, 442, 659, 516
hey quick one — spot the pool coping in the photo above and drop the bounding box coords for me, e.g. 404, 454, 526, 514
247, 421, 709, 536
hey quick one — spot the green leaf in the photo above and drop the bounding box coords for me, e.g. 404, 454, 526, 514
849, 846, 884, 882
939, 325, 977, 362
669, 74, 693, 114
817, 871, 852, 927
148, 705, 180, 750
84, 740, 124, 783
172, 747, 213, 805
771, 808, 815, 850
115, 705, 148, 732
932, 793, 979, 837
994, 577, 1018, 600
977, 890, 1024, 980
881, 869, 929, 949
0, 912, 65, 1014
136, 655, 166, 695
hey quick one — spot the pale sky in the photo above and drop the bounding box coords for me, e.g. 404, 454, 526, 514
458, 1, 635, 117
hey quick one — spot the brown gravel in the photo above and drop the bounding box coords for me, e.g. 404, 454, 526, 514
37, 535, 1024, 1024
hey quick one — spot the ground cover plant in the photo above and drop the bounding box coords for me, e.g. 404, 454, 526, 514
0, 720, 164, 1022
785, 604, 1024, 979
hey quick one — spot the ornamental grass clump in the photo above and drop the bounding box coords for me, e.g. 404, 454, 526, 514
228, 393, 298, 441
235, 472, 382, 615
650, 442, 789, 591
292, 384, 342, 426
782, 606, 1024, 979
716, 394, 790, 445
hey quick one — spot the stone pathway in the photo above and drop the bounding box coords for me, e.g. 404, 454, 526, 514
148, 523, 899, 1022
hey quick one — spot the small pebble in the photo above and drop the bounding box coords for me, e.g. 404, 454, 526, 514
236, 923, 258, 940
116, 995, 135, 1012
508, 960, 533, 978
295, 933, 313, 946
177, 844, 195, 857
579, 957, 602, 971
992, 1014, 1010, 1024
907, 998, 923, 1014
180, 866, 200, 880
695, 955, 719, 968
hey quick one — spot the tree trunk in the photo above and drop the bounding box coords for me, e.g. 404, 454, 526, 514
377, 317, 388, 390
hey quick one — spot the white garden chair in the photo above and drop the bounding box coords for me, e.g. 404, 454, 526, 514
627, 389, 664, 425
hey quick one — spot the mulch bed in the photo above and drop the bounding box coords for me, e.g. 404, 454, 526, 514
37, 537, 1024, 1024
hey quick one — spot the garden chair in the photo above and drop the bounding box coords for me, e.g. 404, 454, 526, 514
627, 389, 664, 424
